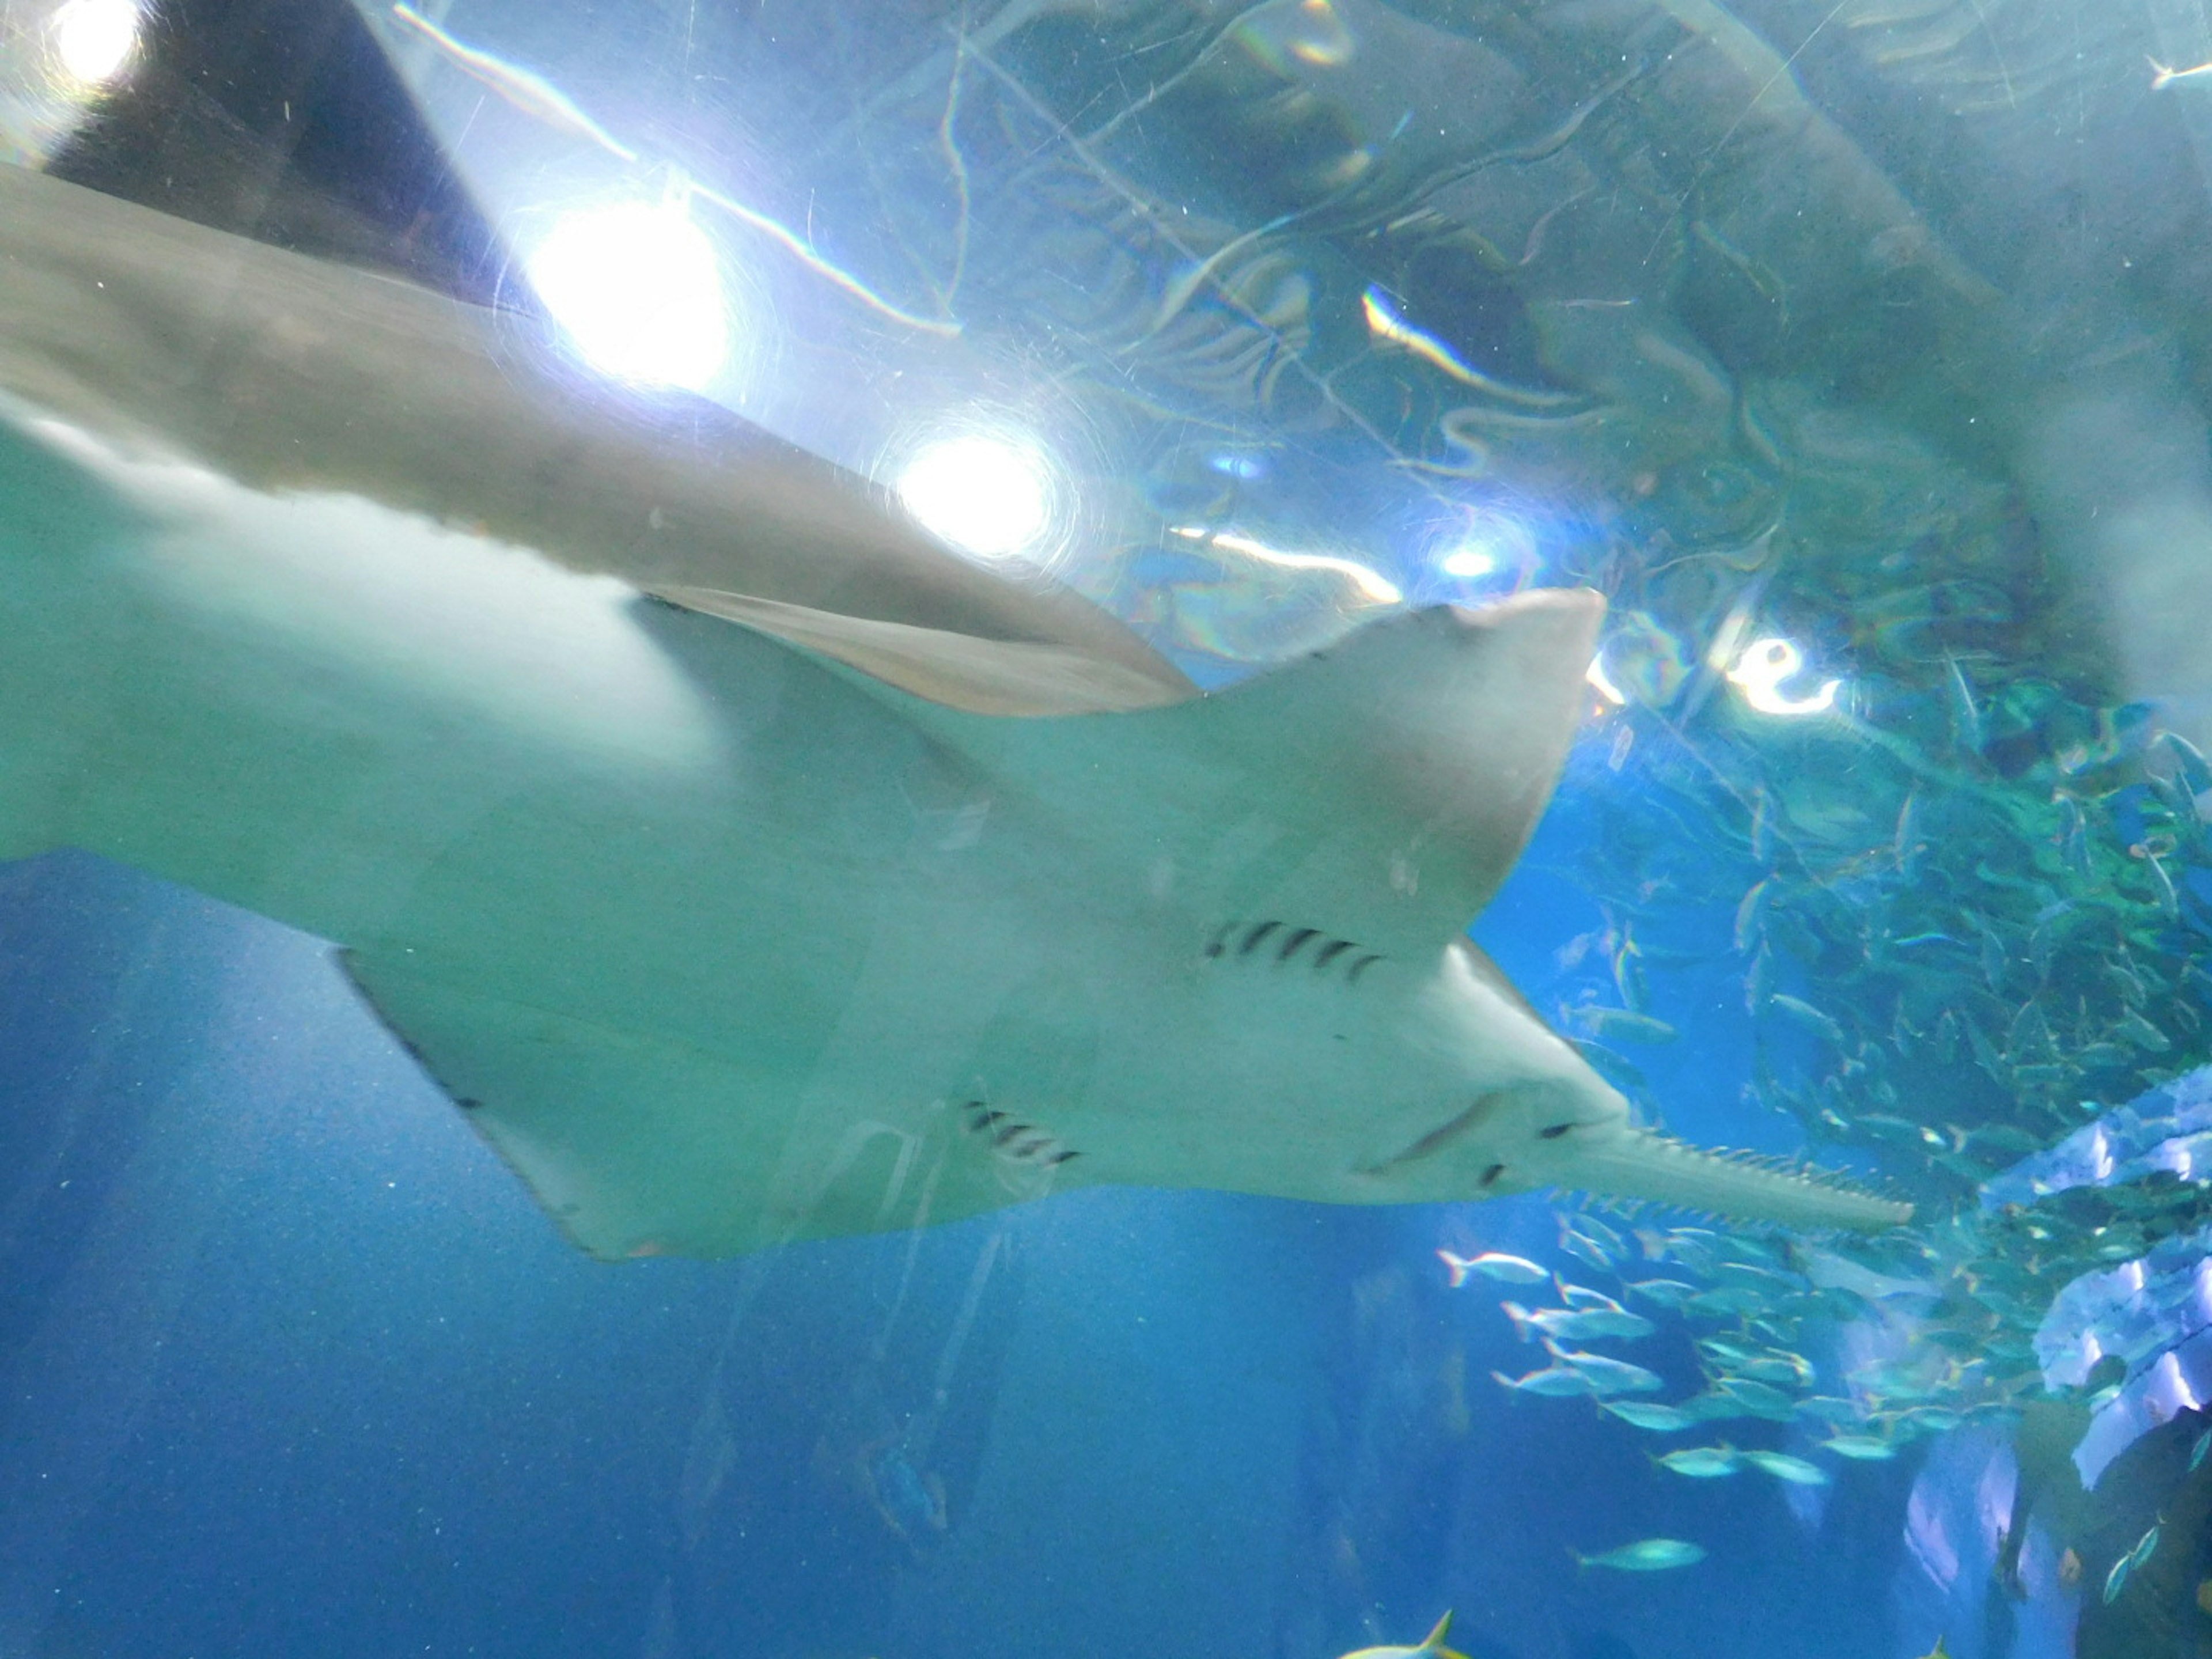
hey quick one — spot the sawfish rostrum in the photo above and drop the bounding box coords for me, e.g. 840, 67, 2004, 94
0, 168, 1908, 1257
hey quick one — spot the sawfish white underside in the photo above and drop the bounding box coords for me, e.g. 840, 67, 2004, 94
0, 401, 1910, 1256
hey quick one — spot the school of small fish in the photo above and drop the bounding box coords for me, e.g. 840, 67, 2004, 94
1420, 467, 2212, 1578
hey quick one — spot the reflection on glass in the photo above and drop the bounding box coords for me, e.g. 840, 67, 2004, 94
896, 434, 1054, 560
1171, 525, 1401, 604
48, 0, 137, 86
1585, 654, 1627, 706
387, 3, 955, 334
391, 1, 637, 161
1726, 637, 1841, 717
525, 201, 730, 392
1230, 0, 1355, 72
1429, 506, 1537, 589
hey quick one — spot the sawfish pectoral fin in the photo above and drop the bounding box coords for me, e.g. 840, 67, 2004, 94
1156, 589, 1605, 954
342, 953, 1037, 1257
680, 586, 1607, 960
1557, 1124, 1911, 1231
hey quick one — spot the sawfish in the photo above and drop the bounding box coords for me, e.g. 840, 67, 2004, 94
0, 165, 1909, 1256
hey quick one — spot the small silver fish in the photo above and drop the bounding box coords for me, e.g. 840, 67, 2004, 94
1502, 1302, 1655, 1344
1559, 1231, 1612, 1271
1544, 1339, 1662, 1395
1897, 1406, 1961, 1434
1730, 1355, 1813, 1388
1557, 1281, 1629, 1311
1683, 1286, 1767, 1319
1573, 1538, 1706, 1572
1664, 1231, 1720, 1277
1894, 793, 1924, 875
1603, 1401, 1701, 1432
1767, 994, 1844, 1047
1437, 1249, 1549, 1287
1574, 1213, 1628, 1254
1821, 1434, 1896, 1461
1657, 1445, 1741, 1478
1796, 1397, 1864, 1425
1945, 656, 1982, 754
1491, 1365, 1594, 1398
1623, 1277, 1700, 1308
1710, 1377, 1798, 1420
1741, 1449, 1830, 1486
1733, 879, 1770, 954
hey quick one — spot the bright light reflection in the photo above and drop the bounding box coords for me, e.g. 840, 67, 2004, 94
1586, 655, 1627, 705
1431, 507, 1536, 589
1440, 544, 1497, 578
899, 436, 1053, 559
527, 203, 729, 391
1170, 525, 1402, 604
51, 0, 138, 84
2161, 1350, 2202, 1413
1726, 637, 1841, 717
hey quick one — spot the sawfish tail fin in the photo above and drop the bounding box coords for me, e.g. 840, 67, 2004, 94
1564, 1126, 1911, 1231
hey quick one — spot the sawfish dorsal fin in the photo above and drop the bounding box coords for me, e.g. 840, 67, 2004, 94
675, 585, 1604, 956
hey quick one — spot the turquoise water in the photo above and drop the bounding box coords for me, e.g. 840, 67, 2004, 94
5, 0, 2212, 1654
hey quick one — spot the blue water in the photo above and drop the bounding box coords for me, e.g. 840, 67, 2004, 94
12, 0, 2212, 1652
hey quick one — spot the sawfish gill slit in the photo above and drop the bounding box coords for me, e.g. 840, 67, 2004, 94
962, 1100, 1078, 1165
1203, 920, 1384, 984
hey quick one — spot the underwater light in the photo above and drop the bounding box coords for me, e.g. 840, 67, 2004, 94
1430, 507, 1536, 589
897, 435, 1054, 560
1726, 637, 1840, 717
50, 0, 138, 85
1586, 654, 1627, 706
527, 202, 730, 392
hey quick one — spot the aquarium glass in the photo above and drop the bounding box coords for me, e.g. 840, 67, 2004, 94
4, 0, 2212, 1655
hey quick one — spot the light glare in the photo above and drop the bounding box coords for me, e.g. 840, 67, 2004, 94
51, 0, 138, 85
1726, 637, 1840, 717
528, 203, 729, 391
898, 436, 1053, 559
1170, 525, 1402, 604
1440, 544, 1498, 579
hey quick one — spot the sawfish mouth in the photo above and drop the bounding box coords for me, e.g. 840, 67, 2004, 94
1364, 1089, 1608, 1184
1363, 1090, 1518, 1175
